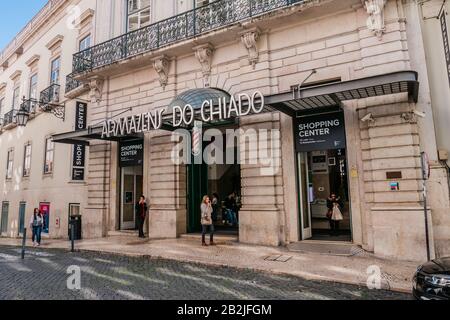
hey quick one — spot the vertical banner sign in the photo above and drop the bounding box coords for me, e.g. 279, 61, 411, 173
72, 102, 87, 181
294, 111, 346, 152
440, 9, 450, 87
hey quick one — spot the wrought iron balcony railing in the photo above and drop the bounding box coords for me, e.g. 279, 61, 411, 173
65, 74, 84, 94
3, 109, 16, 127
20, 98, 39, 114
40, 83, 60, 110
72, 0, 305, 74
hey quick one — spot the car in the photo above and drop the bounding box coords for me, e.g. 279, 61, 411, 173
413, 257, 450, 300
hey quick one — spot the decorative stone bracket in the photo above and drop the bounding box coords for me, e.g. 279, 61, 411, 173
194, 43, 214, 87
363, 0, 387, 39
152, 55, 170, 89
89, 76, 104, 104
240, 28, 261, 69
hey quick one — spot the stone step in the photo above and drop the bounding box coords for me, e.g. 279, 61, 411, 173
180, 233, 238, 242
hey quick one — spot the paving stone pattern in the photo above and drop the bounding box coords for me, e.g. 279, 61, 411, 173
0, 246, 411, 300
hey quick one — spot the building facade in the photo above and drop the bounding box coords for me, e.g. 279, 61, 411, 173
0, 0, 94, 240
1, 0, 450, 262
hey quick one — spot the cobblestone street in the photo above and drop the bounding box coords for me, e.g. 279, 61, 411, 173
0, 246, 411, 300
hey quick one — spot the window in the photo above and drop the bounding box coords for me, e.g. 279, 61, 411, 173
6, 149, 13, 180
23, 143, 32, 177
29, 74, 38, 100
127, 0, 151, 32
50, 57, 60, 85
44, 138, 54, 174
12, 86, 20, 109
79, 35, 91, 51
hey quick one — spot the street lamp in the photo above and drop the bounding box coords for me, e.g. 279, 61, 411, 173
18, 83, 65, 128
15, 107, 30, 127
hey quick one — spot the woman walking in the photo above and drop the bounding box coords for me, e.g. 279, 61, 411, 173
201, 195, 215, 246
327, 193, 344, 236
30, 208, 44, 246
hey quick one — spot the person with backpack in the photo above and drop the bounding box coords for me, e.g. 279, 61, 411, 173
29, 208, 44, 246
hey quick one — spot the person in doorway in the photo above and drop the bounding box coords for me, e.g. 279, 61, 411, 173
29, 208, 43, 247
211, 193, 220, 222
201, 195, 215, 246
327, 193, 344, 236
224, 192, 238, 227
135, 195, 148, 238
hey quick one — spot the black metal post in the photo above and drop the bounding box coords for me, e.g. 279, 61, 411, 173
421, 152, 431, 261
21, 228, 27, 260
70, 221, 75, 253
423, 181, 431, 261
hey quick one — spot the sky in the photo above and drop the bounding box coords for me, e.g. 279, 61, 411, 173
0, 0, 49, 51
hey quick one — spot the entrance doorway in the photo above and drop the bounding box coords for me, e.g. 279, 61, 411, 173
187, 125, 241, 235
1, 202, 9, 235
298, 149, 352, 242
18, 202, 26, 236
120, 166, 143, 230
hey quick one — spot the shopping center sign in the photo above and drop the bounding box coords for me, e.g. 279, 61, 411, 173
294, 111, 346, 152
101, 91, 265, 138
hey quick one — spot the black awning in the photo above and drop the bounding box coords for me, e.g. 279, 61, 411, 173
265, 71, 419, 117
53, 71, 419, 144
52, 126, 143, 145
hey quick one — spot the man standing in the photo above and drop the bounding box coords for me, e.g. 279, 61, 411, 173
135, 195, 148, 238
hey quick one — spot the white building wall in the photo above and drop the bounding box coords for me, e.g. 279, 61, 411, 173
0, 0, 95, 239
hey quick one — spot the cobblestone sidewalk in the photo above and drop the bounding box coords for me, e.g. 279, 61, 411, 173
0, 246, 411, 300
0, 235, 418, 293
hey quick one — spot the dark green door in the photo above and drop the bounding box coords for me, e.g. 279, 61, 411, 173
18, 202, 26, 235
1, 202, 9, 235
187, 162, 208, 233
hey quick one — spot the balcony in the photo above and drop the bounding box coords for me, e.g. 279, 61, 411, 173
65, 74, 89, 98
40, 83, 60, 111
20, 98, 39, 114
72, 0, 306, 75
2, 109, 16, 128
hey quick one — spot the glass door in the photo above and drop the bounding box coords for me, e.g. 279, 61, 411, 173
298, 153, 312, 240
121, 166, 143, 230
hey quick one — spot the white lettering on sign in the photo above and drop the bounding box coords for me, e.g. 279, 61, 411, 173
102, 109, 164, 138
102, 91, 265, 138
298, 119, 340, 138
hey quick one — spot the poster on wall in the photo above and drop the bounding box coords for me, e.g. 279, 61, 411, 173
119, 139, 144, 167
39, 203, 50, 234
294, 111, 346, 152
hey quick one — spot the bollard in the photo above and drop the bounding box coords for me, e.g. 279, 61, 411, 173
70, 221, 75, 253
21, 228, 27, 259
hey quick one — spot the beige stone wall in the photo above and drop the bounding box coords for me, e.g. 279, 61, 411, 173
74, 0, 450, 260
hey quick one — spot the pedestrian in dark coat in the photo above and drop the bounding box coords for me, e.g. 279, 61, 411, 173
135, 195, 148, 238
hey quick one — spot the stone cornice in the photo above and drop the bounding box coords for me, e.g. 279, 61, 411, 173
46, 35, 64, 51
0, 0, 66, 65
76, 8, 95, 28
26, 55, 41, 67
9, 70, 22, 81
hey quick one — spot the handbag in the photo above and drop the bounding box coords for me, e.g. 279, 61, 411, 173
331, 204, 344, 221
326, 209, 333, 219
